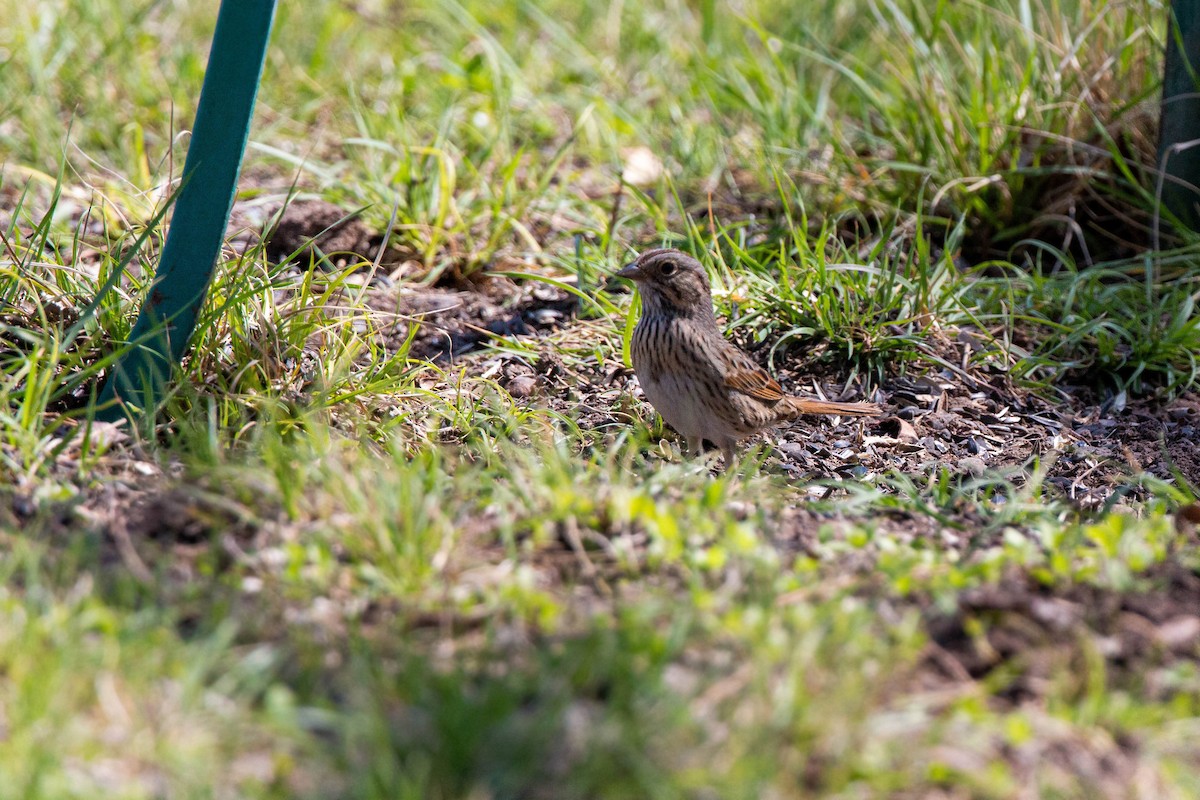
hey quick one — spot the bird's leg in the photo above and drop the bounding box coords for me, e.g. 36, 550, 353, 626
720, 443, 737, 472
686, 436, 703, 459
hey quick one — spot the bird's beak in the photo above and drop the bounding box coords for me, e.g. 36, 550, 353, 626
615, 262, 644, 281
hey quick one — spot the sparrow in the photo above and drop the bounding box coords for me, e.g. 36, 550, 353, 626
617, 248, 880, 467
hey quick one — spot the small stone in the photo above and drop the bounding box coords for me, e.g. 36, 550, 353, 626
12, 494, 35, 518
1176, 503, 1200, 536
530, 308, 563, 326
505, 375, 538, 398
621, 146, 664, 186
1029, 597, 1077, 631
1158, 616, 1200, 651
958, 457, 987, 476
776, 442, 808, 462
725, 501, 751, 520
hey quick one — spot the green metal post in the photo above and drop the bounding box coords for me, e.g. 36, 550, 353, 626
96, 0, 277, 420
1159, 0, 1200, 231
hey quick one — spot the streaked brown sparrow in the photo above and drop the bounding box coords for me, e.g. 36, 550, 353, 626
617, 248, 880, 467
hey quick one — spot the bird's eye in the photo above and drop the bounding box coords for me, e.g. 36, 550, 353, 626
660, 262, 677, 276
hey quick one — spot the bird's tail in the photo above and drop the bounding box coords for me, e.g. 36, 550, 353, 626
781, 397, 880, 418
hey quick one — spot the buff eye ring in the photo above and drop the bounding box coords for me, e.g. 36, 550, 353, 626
660, 262, 677, 276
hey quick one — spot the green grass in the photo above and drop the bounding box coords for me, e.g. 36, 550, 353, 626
4, 0, 1200, 797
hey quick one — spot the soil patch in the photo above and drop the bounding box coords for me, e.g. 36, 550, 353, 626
922, 560, 1200, 702
362, 277, 578, 362
261, 200, 376, 267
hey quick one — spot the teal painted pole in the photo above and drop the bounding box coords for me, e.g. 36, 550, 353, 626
1158, 0, 1200, 230
96, 0, 277, 420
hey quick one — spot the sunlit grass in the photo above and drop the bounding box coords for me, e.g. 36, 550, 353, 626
2, 0, 1199, 797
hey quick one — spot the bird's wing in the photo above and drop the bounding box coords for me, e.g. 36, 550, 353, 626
721, 347, 784, 402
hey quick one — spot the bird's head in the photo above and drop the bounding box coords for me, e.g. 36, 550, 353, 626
615, 248, 714, 318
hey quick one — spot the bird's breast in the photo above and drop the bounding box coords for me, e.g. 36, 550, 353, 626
630, 315, 746, 441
